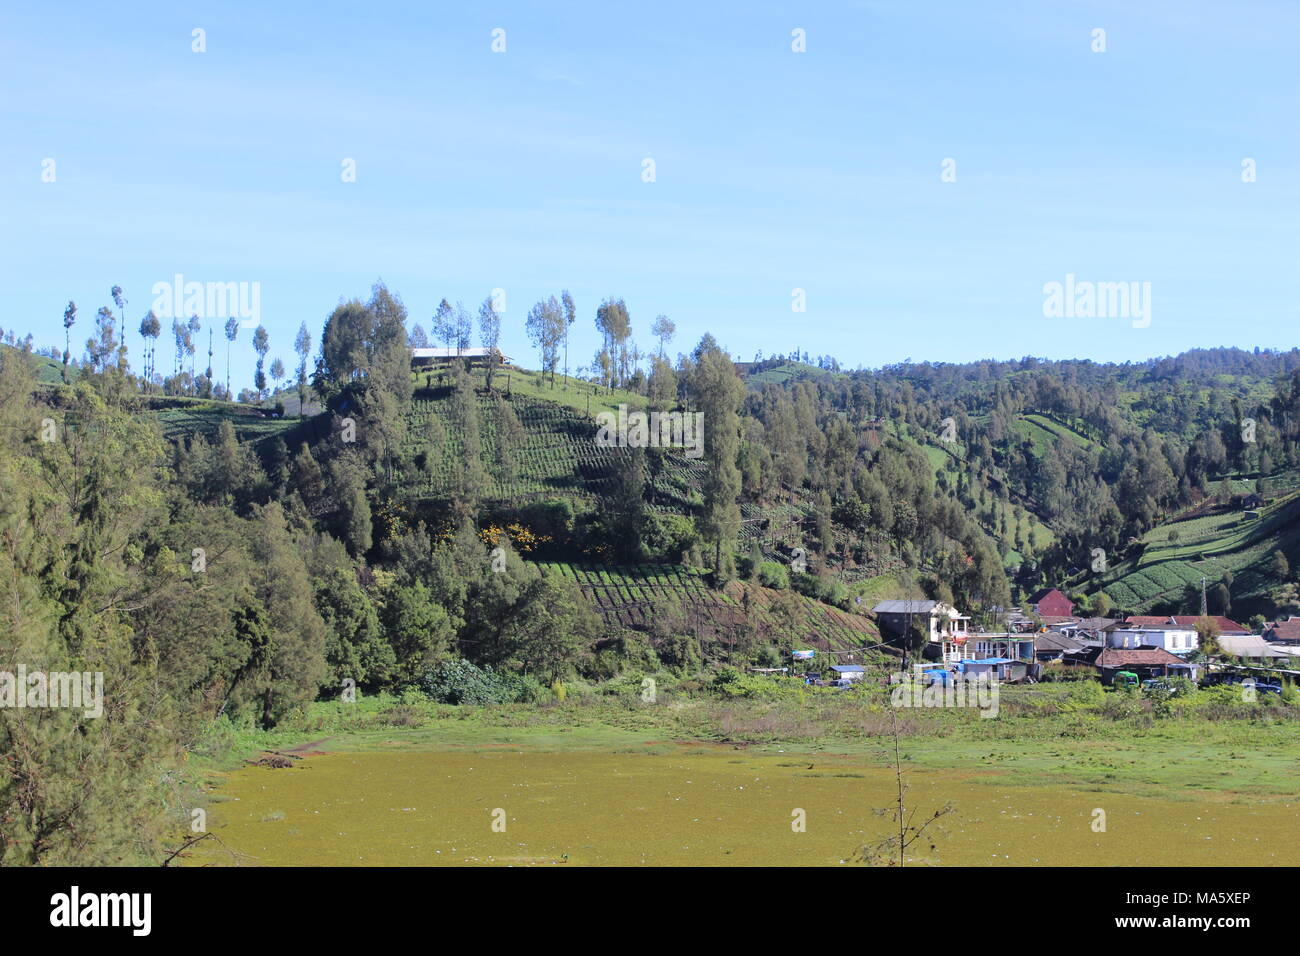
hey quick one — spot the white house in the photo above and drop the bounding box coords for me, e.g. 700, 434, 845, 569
872, 600, 970, 644
1106, 627, 1198, 655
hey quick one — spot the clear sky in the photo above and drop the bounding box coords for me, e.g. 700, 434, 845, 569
2, 1, 1297, 389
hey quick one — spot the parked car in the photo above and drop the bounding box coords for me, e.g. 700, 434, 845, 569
829, 679, 855, 688
1250, 681, 1282, 696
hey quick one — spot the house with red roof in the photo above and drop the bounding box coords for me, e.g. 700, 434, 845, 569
1124, 614, 1249, 635
1264, 618, 1300, 644
1026, 587, 1075, 618
1063, 646, 1199, 684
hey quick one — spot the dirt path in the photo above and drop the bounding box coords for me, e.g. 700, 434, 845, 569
281, 738, 334, 756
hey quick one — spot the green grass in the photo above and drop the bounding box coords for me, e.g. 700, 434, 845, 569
149, 396, 302, 449
199, 682, 1300, 802
413, 365, 648, 419
743, 361, 843, 386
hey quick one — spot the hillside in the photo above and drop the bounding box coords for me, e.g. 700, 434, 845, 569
1088, 487, 1300, 618
395, 365, 879, 649
539, 562, 881, 656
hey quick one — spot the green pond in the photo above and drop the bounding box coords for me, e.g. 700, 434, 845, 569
193, 748, 1300, 866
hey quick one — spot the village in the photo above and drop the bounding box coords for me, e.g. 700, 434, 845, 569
777, 588, 1300, 696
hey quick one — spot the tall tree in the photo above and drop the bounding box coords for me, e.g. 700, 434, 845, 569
453, 302, 473, 358
293, 321, 312, 416
478, 295, 502, 392
651, 314, 675, 358
595, 298, 633, 389
187, 314, 202, 387
692, 338, 745, 580
253, 325, 269, 398
62, 300, 77, 368
138, 310, 160, 389
525, 296, 565, 386
87, 306, 120, 373
224, 317, 239, 399
561, 289, 576, 384
431, 299, 455, 352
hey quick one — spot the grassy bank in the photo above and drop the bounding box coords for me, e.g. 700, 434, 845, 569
192, 679, 1300, 804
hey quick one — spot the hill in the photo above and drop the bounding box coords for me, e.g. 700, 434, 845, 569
1088, 486, 1300, 618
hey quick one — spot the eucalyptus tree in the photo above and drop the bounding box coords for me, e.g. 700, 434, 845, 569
224, 317, 239, 399
561, 289, 576, 384
595, 298, 632, 388
431, 299, 455, 351
252, 325, 269, 398
293, 321, 312, 415
651, 314, 675, 358
138, 310, 161, 390
478, 295, 501, 392
186, 314, 202, 387
525, 295, 565, 386
62, 300, 77, 372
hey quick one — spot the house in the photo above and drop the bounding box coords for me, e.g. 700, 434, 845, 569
1125, 615, 1250, 636
1264, 618, 1300, 645
1026, 587, 1075, 618
1216, 635, 1290, 664
410, 347, 510, 368
1059, 617, 1121, 640
1035, 630, 1086, 661
829, 664, 866, 683
1107, 627, 1199, 655
1063, 646, 1199, 684
961, 634, 1035, 663
1242, 493, 1265, 510
872, 600, 970, 644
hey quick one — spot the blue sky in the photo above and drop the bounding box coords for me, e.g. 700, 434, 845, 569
2, 0, 1297, 389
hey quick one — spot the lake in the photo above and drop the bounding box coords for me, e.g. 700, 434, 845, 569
192, 747, 1300, 866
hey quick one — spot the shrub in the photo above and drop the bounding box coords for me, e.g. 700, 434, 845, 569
757, 561, 790, 589
420, 658, 528, 705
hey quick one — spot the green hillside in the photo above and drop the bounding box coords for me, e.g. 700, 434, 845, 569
1090, 486, 1300, 616
540, 562, 880, 655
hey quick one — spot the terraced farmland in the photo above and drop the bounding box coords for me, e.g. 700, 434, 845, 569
150, 398, 302, 449
539, 561, 881, 654
402, 389, 702, 507
1095, 489, 1300, 613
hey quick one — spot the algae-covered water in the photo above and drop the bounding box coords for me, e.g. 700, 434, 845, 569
193, 748, 1300, 866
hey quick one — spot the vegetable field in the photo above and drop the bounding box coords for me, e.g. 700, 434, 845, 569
539, 561, 881, 654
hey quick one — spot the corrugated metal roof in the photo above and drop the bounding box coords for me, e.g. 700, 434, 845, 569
872, 600, 939, 614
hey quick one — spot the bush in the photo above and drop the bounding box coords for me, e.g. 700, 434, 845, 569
757, 561, 790, 589
419, 658, 531, 705
711, 667, 806, 701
